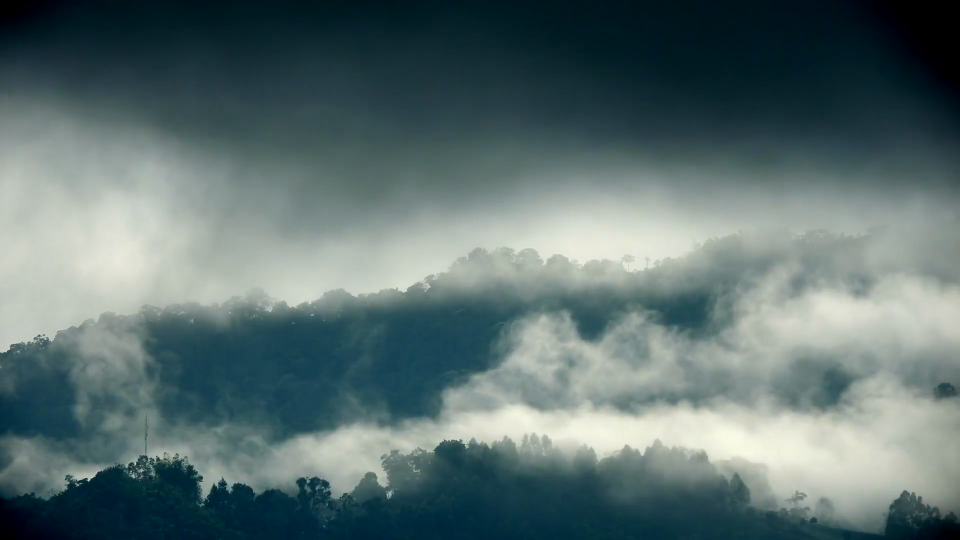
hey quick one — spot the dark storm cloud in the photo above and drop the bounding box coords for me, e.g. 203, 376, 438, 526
2, 0, 959, 346
4, 0, 958, 198
5, 0, 959, 214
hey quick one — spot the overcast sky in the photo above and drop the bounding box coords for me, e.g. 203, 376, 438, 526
1, 0, 958, 347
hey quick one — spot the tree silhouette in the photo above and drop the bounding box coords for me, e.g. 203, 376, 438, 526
5, 435, 955, 539
934, 382, 957, 400
884, 490, 960, 539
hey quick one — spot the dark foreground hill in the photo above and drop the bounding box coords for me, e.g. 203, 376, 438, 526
6, 434, 944, 540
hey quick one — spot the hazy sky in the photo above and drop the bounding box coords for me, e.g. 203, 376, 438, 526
2, 1, 958, 345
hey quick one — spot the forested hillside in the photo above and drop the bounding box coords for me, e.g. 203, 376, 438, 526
1, 231, 958, 539
0, 231, 877, 440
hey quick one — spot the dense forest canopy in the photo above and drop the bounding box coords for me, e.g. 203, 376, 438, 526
4, 434, 957, 539
1, 230, 959, 537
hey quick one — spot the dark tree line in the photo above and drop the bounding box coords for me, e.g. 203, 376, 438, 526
7, 434, 945, 540
885, 491, 960, 540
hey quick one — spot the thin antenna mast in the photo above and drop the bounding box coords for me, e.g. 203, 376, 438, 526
144, 414, 148, 457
